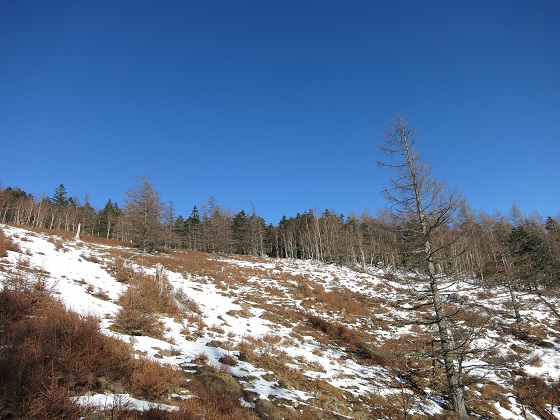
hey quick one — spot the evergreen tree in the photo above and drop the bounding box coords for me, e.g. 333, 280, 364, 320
78, 195, 97, 235
232, 210, 249, 254
51, 184, 69, 209
185, 206, 201, 250
508, 224, 556, 287
98, 199, 120, 239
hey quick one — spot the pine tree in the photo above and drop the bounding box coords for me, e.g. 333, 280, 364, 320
508, 224, 556, 287
185, 206, 201, 250
51, 184, 69, 209
232, 210, 249, 254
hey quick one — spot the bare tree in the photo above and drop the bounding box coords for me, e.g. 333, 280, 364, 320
378, 115, 468, 419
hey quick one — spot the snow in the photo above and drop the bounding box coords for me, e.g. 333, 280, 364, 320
73, 393, 179, 412
1, 224, 560, 418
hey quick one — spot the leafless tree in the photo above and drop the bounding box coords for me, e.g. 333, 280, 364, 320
378, 115, 468, 419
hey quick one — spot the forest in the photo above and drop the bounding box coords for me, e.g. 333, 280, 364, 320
0, 175, 558, 292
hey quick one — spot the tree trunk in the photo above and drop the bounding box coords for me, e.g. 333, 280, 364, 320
414, 157, 469, 420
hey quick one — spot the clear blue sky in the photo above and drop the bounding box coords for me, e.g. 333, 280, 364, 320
1, 1, 559, 224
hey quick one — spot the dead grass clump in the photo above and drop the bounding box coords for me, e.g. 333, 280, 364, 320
476, 290, 493, 300
236, 339, 258, 362
81, 234, 137, 248
219, 353, 238, 367
381, 271, 400, 282
261, 333, 282, 346
208, 324, 225, 334
26, 226, 74, 240
175, 290, 202, 313
505, 325, 552, 348
373, 336, 437, 393
179, 365, 258, 420
48, 237, 65, 251
80, 252, 101, 263
306, 314, 353, 342
181, 313, 206, 339
0, 228, 21, 257
305, 314, 381, 364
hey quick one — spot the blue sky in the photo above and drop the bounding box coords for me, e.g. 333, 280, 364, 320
1, 1, 559, 225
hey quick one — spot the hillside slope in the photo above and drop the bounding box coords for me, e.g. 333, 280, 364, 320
1, 224, 559, 419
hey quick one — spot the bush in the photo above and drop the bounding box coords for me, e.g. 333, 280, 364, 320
0, 227, 21, 257
114, 271, 179, 338
0, 285, 184, 417
128, 357, 184, 400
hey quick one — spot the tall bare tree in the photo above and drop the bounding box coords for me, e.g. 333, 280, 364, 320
378, 115, 468, 419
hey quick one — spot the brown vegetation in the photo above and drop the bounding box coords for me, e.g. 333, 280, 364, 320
114, 269, 181, 338
0, 227, 21, 257
0, 278, 185, 418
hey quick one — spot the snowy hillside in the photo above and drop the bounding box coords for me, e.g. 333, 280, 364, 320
1, 224, 559, 419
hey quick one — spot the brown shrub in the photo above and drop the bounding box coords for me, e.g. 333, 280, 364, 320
314, 285, 370, 316
236, 339, 257, 362
128, 357, 184, 401
108, 257, 135, 283
178, 391, 257, 420
514, 376, 560, 417
114, 271, 180, 337
30, 226, 75, 240
0, 284, 185, 417
23, 381, 93, 419
0, 227, 21, 257
219, 353, 238, 367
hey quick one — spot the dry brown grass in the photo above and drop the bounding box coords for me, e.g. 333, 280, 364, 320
314, 284, 370, 316
48, 237, 64, 250
464, 383, 509, 418
27, 226, 75, 240
81, 233, 137, 248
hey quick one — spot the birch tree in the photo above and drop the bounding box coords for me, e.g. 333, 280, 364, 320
377, 115, 468, 419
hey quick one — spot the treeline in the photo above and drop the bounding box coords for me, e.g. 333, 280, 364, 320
1, 178, 558, 287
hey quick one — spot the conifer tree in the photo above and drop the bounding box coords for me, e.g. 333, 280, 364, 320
378, 115, 468, 419
51, 184, 69, 209
124, 175, 165, 252
99, 199, 120, 239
